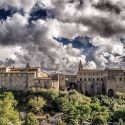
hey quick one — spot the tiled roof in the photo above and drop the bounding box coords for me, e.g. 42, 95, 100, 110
34, 77, 52, 80
34, 115, 47, 119
10, 67, 38, 71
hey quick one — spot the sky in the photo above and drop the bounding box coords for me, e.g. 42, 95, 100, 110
0, 0, 125, 74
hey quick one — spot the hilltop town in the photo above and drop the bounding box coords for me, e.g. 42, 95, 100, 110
0, 61, 125, 98
0, 62, 125, 124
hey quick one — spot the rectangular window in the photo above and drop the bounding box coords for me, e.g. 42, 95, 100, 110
120, 78, 122, 81
80, 78, 82, 81
84, 78, 86, 81
88, 78, 91, 81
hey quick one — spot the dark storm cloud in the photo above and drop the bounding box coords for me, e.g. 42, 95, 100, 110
69, 0, 83, 4
0, 0, 125, 72
93, 1, 122, 14
120, 56, 125, 64
75, 0, 84, 9
43, 0, 125, 38
5, 58, 15, 66
79, 16, 125, 37
0, 58, 15, 66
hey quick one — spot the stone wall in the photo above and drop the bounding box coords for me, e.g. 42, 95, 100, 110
0, 67, 60, 91
105, 69, 125, 95
77, 69, 106, 95
0, 72, 35, 91
59, 74, 66, 90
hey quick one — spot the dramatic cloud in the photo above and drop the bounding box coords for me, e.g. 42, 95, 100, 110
93, 0, 122, 14
0, 0, 125, 74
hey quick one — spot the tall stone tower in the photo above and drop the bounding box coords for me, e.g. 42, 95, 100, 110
77, 60, 84, 93
78, 60, 83, 71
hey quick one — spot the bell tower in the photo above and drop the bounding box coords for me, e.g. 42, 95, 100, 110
78, 60, 83, 71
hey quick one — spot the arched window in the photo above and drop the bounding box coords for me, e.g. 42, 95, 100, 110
108, 89, 114, 97
68, 83, 78, 91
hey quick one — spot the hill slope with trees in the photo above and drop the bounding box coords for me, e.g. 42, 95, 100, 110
0, 89, 125, 125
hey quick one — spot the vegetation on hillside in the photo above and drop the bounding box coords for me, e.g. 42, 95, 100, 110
0, 89, 125, 124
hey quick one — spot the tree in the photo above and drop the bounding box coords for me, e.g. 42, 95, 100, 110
68, 90, 91, 105
27, 97, 46, 114
0, 99, 20, 125
91, 115, 107, 125
77, 104, 91, 123
90, 103, 101, 112
64, 104, 79, 125
24, 112, 39, 125
78, 104, 91, 117
56, 96, 69, 112
113, 109, 125, 121
39, 89, 59, 101
2, 91, 15, 100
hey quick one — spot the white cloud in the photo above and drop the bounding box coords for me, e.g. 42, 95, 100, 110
0, 0, 125, 73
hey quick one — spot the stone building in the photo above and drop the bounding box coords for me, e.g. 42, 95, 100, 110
0, 64, 59, 91
0, 62, 125, 96
63, 60, 125, 96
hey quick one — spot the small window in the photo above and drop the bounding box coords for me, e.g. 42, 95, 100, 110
84, 78, 86, 81
88, 78, 91, 81
120, 78, 122, 81
91, 85, 94, 88
97, 78, 99, 81
93, 78, 95, 81
80, 78, 82, 81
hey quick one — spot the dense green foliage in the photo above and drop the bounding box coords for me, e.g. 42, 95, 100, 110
1, 89, 125, 124
27, 96, 46, 114
0, 91, 20, 125
24, 112, 39, 125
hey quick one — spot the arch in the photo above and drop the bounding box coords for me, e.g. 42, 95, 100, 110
102, 82, 106, 94
108, 89, 114, 97
67, 82, 78, 91
85, 91, 89, 96
91, 85, 94, 88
